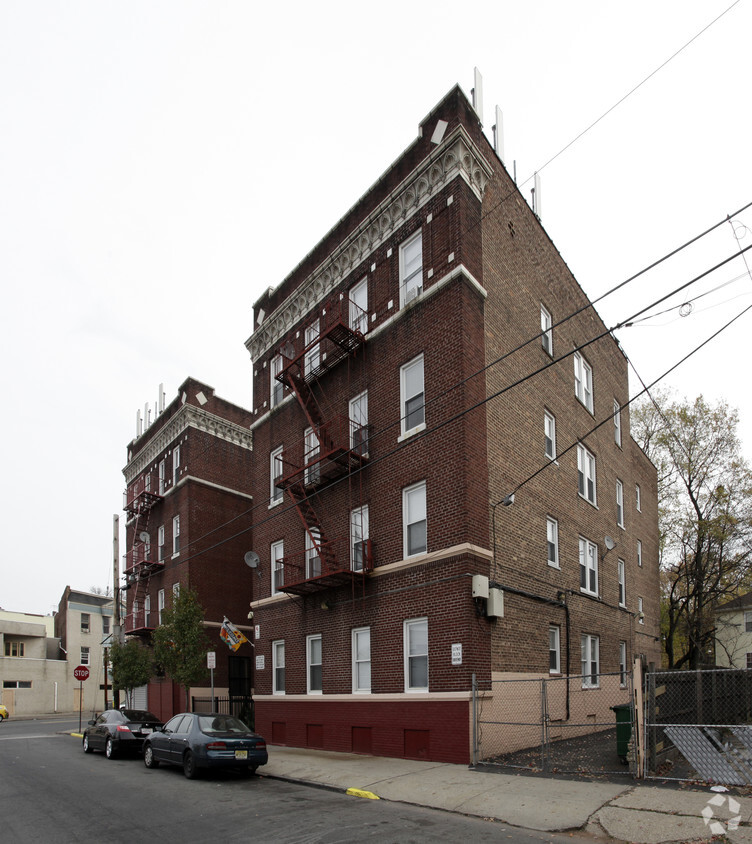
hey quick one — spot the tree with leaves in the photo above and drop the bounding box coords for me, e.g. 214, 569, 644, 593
110, 638, 153, 707
152, 587, 210, 709
632, 392, 752, 669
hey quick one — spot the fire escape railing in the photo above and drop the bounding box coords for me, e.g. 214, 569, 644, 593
276, 538, 373, 596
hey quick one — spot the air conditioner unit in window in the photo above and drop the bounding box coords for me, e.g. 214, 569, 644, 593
405, 285, 422, 304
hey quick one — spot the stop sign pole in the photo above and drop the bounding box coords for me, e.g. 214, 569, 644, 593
74, 665, 90, 732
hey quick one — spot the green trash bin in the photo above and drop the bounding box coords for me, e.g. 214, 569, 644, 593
612, 702, 633, 764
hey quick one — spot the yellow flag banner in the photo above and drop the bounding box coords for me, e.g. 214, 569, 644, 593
219, 617, 248, 652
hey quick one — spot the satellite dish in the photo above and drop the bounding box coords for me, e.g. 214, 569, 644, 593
604, 536, 615, 551
244, 551, 260, 569
139, 531, 150, 544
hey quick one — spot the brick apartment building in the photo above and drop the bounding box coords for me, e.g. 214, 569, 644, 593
121, 378, 255, 720
245, 84, 660, 765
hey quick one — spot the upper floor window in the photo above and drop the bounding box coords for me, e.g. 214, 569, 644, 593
400, 354, 425, 437
305, 529, 322, 579
304, 427, 320, 486
637, 539, 643, 568
172, 515, 180, 555
271, 540, 285, 596
546, 517, 559, 568
541, 305, 553, 355
404, 617, 428, 692
304, 319, 320, 377
400, 231, 423, 307
80, 613, 90, 634
636, 484, 642, 512
272, 640, 285, 694
620, 641, 628, 686
579, 536, 598, 596
352, 627, 371, 693
544, 410, 556, 460
307, 634, 323, 694
159, 459, 166, 494
745, 612, 752, 633
351, 505, 369, 572
173, 445, 181, 486
270, 447, 284, 505
614, 399, 622, 446
80, 646, 90, 666
350, 277, 368, 334
577, 443, 597, 505
350, 391, 369, 455
638, 596, 645, 624
158, 589, 165, 624
270, 354, 284, 408
403, 481, 427, 557
4, 641, 25, 657
158, 525, 165, 560
574, 352, 593, 412
616, 479, 625, 528
618, 559, 626, 607
102, 616, 111, 636
549, 626, 560, 674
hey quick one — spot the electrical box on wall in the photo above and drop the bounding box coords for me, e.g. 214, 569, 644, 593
487, 587, 504, 618
472, 575, 489, 599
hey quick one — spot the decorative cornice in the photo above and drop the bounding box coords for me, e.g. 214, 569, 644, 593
123, 404, 253, 483
246, 125, 494, 361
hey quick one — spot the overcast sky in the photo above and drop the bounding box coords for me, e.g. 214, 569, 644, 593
2, 1, 750, 616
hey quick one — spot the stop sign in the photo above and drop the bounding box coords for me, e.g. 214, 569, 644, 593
73, 665, 90, 681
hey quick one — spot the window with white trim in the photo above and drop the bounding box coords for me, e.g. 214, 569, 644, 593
352, 627, 371, 693
547, 517, 559, 568
350, 277, 368, 334
271, 540, 284, 595
404, 617, 428, 692
158, 525, 165, 561
81, 613, 90, 634
272, 640, 285, 694
349, 391, 369, 455
4, 641, 25, 657
399, 230, 423, 306
616, 479, 625, 528
173, 583, 180, 599
305, 529, 321, 579
638, 596, 644, 623
635, 484, 641, 512
618, 559, 626, 607
102, 616, 110, 636
304, 427, 320, 485
270, 446, 283, 505
541, 304, 553, 355
159, 459, 166, 494
403, 481, 427, 557
173, 445, 181, 486
81, 646, 90, 666
614, 399, 622, 446
577, 443, 597, 504
574, 352, 593, 412
619, 641, 628, 686
350, 504, 369, 572
400, 354, 425, 436
304, 319, 320, 377
144, 594, 151, 627
158, 589, 165, 625
2, 680, 32, 689
544, 410, 556, 460
580, 634, 599, 688
307, 634, 322, 694
172, 514, 180, 555
270, 354, 284, 407
549, 626, 560, 674
579, 536, 598, 596
637, 539, 643, 567
746, 612, 752, 633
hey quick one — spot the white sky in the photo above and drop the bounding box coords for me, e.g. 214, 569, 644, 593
2, 1, 750, 616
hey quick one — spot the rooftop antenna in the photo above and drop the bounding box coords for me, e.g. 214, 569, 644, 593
492, 105, 505, 163
471, 67, 484, 125
531, 171, 542, 219
136, 409, 143, 437
158, 383, 165, 413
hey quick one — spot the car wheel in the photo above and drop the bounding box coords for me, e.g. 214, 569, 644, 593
105, 737, 116, 759
183, 750, 198, 779
143, 745, 159, 769
0, 713, 5, 722
83, 735, 93, 753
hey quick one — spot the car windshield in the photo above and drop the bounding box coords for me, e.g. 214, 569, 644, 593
197, 715, 250, 734
122, 710, 160, 722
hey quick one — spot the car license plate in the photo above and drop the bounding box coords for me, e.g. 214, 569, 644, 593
142, 728, 152, 734
235, 750, 248, 760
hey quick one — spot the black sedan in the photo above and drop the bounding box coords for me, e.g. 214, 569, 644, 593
83, 709, 163, 758
143, 712, 268, 778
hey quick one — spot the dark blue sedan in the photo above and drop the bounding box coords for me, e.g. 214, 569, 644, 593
142, 712, 268, 778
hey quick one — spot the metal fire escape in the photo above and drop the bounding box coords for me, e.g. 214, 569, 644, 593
274, 294, 373, 595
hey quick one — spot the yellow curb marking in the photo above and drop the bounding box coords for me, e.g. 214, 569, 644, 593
346, 787, 380, 800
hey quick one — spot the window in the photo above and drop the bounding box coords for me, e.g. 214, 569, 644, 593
637, 539, 643, 567
349, 391, 369, 455
574, 352, 593, 412
580, 634, 599, 688
144, 595, 151, 627
173, 583, 180, 599
272, 640, 285, 694
304, 319, 320, 377
270, 354, 284, 407
403, 481, 427, 557
579, 536, 598, 596
546, 517, 559, 568
102, 616, 111, 636
352, 627, 371, 693
133, 599, 139, 627
541, 305, 553, 355
350, 277, 368, 334
400, 355, 425, 436
549, 626, 560, 674
271, 540, 284, 595
304, 427, 320, 485
746, 612, 752, 633
80, 647, 90, 666
173, 445, 181, 486
616, 480, 625, 528
270, 446, 284, 505
172, 514, 180, 555
614, 399, 622, 446
400, 230, 423, 306
577, 443, 597, 504
544, 410, 557, 460
350, 505, 369, 572
305, 529, 321, 579
618, 559, 626, 607
4, 641, 25, 657
159, 459, 166, 494
158, 525, 165, 561
638, 596, 644, 623
3, 680, 32, 689
747, 653, 752, 670
620, 642, 628, 686
404, 617, 428, 691
307, 634, 322, 694
636, 484, 641, 511
158, 589, 165, 625
81, 613, 90, 634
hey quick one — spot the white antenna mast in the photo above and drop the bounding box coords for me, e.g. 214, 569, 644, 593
471, 67, 484, 125
492, 105, 505, 163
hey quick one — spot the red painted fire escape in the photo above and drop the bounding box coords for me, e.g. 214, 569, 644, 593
274, 294, 373, 596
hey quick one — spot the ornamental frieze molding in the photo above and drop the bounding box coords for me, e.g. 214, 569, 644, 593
247, 126, 493, 361
123, 404, 253, 483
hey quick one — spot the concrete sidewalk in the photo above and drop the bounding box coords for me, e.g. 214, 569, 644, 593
262, 745, 752, 843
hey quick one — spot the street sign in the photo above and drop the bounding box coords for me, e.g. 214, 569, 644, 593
207, 651, 216, 669
73, 665, 90, 681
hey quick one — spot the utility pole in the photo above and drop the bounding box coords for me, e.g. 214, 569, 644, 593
103, 647, 109, 710
113, 514, 121, 708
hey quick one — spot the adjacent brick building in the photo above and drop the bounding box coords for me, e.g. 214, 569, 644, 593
245, 85, 660, 764
121, 378, 254, 720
